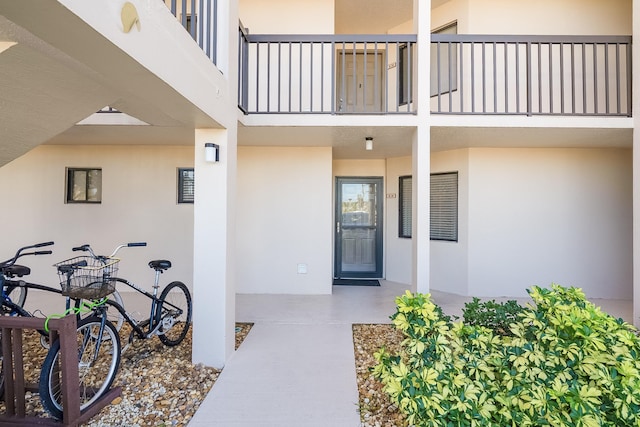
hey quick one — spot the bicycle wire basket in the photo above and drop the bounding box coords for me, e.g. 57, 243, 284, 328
53, 256, 120, 299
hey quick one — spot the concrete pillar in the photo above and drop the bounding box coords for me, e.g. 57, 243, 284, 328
412, 0, 431, 294
192, 127, 237, 368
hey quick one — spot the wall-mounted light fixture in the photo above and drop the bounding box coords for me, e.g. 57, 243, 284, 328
365, 137, 373, 151
205, 143, 219, 163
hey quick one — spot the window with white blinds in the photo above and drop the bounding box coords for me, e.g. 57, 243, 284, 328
430, 172, 458, 241
399, 176, 412, 238
178, 168, 195, 204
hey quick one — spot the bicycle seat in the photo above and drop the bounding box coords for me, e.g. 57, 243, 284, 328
2, 264, 31, 278
148, 260, 171, 271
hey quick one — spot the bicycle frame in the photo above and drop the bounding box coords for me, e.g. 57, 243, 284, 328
1, 280, 64, 314
102, 277, 183, 340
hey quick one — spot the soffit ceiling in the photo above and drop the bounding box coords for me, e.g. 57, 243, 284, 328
236, 125, 631, 160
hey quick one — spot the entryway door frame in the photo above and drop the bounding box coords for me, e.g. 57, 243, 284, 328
334, 176, 384, 279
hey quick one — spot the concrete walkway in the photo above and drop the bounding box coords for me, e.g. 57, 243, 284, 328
187, 281, 632, 426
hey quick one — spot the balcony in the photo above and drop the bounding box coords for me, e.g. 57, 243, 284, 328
165, 0, 218, 65
238, 29, 417, 115
237, 33, 632, 117
431, 34, 632, 116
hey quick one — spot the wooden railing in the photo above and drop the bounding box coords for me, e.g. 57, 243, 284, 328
0, 315, 120, 426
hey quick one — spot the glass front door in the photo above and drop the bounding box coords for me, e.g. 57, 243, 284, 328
335, 177, 383, 278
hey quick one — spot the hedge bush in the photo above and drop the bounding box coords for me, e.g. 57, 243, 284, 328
462, 297, 524, 336
372, 285, 640, 427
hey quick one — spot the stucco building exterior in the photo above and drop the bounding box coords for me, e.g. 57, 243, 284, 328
0, 0, 636, 368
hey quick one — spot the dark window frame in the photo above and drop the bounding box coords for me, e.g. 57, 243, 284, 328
178, 167, 195, 204
430, 171, 458, 242
399, 44, 412, 106
65, 167, 102, 204
398, 175, 412, 238
430, 21, 459, 98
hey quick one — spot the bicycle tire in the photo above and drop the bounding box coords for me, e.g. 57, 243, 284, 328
103, 289, 124, 333
38, 316, 121, 420
2, 281, 27, 310
155, 281, 192, 346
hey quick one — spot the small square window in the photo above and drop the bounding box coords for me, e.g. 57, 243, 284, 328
178, 168, 195, 204
66, 168, 102, 203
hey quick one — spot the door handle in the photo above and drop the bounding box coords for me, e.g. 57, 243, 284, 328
337, 222, 341, 233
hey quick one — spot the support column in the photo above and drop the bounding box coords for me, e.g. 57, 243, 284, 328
412, 0, 431, 294
192, 127, 237, 368
633, 0, 640, 328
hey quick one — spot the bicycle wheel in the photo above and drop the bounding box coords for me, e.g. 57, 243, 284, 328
2, 280, 27, 310
155, 281, 192, 346
38, 316, 121, 420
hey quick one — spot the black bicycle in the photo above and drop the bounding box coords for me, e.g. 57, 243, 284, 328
0, 241, 57, 316
38, 242, 193, 420
0, 241, 59, 398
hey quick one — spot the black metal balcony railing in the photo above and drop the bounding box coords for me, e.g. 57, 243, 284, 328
238, 29, 417, 114
166, 0, 218, 65
431, 34, 632, 116
238, 32, 632, 117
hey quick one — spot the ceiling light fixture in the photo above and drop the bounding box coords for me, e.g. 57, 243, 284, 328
365, 137, 373, 151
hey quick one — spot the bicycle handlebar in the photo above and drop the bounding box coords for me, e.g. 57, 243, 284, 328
57, 259, 88, 274
72, 242, 147, 258
0, 241, 55, 268
33, 241, 54, 248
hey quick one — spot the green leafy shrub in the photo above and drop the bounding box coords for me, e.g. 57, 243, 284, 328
372, 285, 640, 427
462, 297, 524, 336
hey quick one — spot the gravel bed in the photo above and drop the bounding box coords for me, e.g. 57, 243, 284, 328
1, 323, 253, 426
4, 321, 402, 426
353, 323, 407, 427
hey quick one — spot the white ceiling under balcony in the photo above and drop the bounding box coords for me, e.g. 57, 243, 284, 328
237, 123, 632, 160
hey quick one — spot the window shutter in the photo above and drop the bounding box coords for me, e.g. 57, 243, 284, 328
430, 172, 458, 241
399, 176, 412, 238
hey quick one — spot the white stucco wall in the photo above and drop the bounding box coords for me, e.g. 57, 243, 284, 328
432, 0, 631, 34
239, 0, 334, 33
0, 145, 195, 297
430, 148, 469, 295
385, 156, 412, 284
236, 146, 333, 294
466, 147, 632, 299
